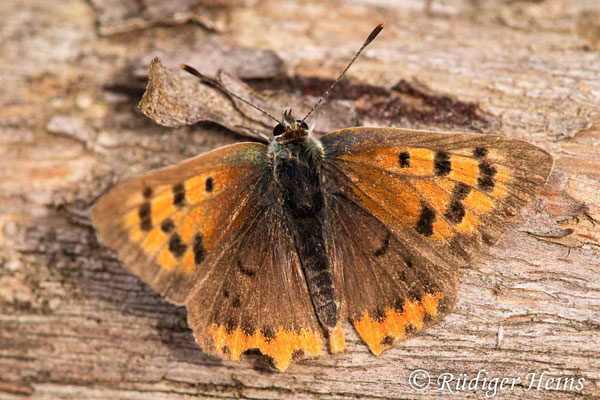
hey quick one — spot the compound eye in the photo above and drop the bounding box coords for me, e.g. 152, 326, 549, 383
298, 121, 309, 131
273, 123, 285, 136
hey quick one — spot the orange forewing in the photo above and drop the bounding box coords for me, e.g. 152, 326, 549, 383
92, 142, 269, 304
322, 127, 553, 354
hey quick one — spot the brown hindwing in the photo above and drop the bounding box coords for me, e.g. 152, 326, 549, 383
186, 186, 324, 372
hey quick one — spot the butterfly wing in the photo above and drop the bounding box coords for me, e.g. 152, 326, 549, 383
92, 142, 269, 304
186, 192, 324, 372
321, 127, 553, 353
324, 189, 457, 355
93, 142, 324, 371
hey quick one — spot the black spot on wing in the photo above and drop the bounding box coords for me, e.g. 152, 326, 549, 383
372, 307, 386, 322
434, 151, 451, 176
232, 297, 241, 308
423, 311, 434, 324
374, 232, 391, 257
237, 259, 255, 277
381, 336, 394, 346
398, 151, 410, 168
168, 233, 187, 258
292, 350, 305, 361
139, 202, 152, 231
261, 326, 275, 341
160, 218, 174, 233
481, 232, 495, 246
477, 160, 497, 192
444, 200, 466, 224
143, 187, 153, 199
225, 319, 236, 334
452, 182, 471, 200
393, 297, 405, 313
241, 319, 254, 335
405, 324, 417, 335
415, 202, 435, 236
474, 147, 488, 158
173, 183, 186, 207
408, 286, 422, 302
205, 177, 214, 193
193, 233, 205, 265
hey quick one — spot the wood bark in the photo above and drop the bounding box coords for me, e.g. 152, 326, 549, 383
1, 0, 599, 399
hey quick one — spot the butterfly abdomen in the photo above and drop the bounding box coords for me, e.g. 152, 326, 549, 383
271, 139, 338, 330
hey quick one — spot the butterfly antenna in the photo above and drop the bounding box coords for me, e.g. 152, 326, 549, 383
180, 64, 280, 124
301, 23, 384, 123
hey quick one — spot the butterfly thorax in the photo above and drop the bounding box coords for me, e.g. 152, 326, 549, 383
269, 137, 324, 215
268, 118, 338, 330
269, 110, 326, 215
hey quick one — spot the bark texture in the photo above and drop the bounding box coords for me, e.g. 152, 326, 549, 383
1, 0, 599, 399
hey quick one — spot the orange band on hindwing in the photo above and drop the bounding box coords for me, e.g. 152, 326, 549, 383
353, 292, 443, 355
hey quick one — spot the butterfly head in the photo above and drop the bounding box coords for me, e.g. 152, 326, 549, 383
272, 109, 310, 144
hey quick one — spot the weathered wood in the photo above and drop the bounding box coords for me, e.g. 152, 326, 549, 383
1, 0, 599, 399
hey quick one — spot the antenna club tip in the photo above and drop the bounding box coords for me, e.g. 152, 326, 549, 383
366, 23, 385, 44
179, 64, 188, 69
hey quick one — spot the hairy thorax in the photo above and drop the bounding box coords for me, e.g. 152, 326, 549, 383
269, 137, 325, 217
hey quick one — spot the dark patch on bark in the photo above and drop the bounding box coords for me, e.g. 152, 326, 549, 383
246, 75, 389, 100
358, 79, 489, 129
247, 76, 489, 130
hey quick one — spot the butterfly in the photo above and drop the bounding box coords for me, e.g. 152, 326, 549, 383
92, 23, 554, 372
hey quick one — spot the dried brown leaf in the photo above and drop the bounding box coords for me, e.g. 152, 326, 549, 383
138, 57, 358, 140
138, 57, 268, 141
